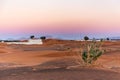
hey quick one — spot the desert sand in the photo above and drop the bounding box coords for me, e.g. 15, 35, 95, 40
0, 39, 120, 80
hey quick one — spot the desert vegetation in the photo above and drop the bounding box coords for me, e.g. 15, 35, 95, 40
81, 41, 104, 65
40, 36, 46, 40
84, 36, 89, 41
70, 38, 104, 67
30, 35, 35, 39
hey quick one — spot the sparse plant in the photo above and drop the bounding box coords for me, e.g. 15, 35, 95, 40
40, 36, 46, 40
70, 41, 104, 67
106, 38, 110, 41
30, 35, 35, 39
84, 36, 89, 41
82, 42, 104, 65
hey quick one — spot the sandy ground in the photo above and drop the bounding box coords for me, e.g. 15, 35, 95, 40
0, 39, 120, 80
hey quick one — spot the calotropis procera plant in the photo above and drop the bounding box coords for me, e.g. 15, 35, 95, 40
82, 41, 104, 65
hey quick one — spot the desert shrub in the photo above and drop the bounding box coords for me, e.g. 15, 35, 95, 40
30, 35, 35, 39
40, 36, 46, 40
70, 41, 104, 67
82, 42, 104, 65
106, 38, 110, 41
84, 36, 89, 41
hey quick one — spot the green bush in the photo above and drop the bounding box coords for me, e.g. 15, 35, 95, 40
82, 42, 104, 65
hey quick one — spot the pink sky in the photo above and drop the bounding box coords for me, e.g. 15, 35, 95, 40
0, 0, 120, 39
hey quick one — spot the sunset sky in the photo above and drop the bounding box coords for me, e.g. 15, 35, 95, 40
0, 0, 120, 39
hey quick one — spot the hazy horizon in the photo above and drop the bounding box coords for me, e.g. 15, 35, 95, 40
0, 0, 120, 39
